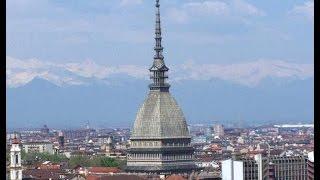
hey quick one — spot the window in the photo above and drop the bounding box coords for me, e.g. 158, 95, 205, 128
15, 154, 19, 164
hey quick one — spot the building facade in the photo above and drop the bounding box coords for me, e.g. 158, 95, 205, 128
125, 0, 197, 174
269, 155, 308, 179
267, 162, 276, 180
221, 154, 308, 180
22, 142, 54, 154
307, 152, 314, 180
58, 131, 65, 149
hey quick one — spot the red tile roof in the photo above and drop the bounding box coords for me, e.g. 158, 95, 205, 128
23, 169, 66, 180
86, 175, 146, 180
88, 167, 121, 174
166, 175, 187, 180
86, 175, 100, 180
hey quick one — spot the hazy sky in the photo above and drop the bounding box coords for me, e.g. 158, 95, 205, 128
6, 0, 314, 128
7, 0, 313, 67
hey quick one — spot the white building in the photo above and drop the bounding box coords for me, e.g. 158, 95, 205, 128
222, 159, 247, 180
222, 155, 264, 180
10, 135, 22, 180
222, 159, 233, 180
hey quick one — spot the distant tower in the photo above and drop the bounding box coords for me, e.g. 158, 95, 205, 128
105, 136, 114, 157
85, 121, 90, 130
58, 131, 65, 149
41, 125, 49, 135
10, 134, 22, 180
85, 121, 90, 143
126, 0, 197, 174
214, 124, 225, 137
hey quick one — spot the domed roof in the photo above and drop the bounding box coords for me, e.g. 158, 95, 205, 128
131, 91, 190, 139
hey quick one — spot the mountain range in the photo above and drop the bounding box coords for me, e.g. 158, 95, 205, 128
6, 76, 314, 129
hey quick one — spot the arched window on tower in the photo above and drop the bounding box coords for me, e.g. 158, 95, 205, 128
15, 154, 19, 164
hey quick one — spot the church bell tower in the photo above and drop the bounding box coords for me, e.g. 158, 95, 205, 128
10, 134, 22, 180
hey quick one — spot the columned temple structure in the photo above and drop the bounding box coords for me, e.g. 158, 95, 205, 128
126, 0, 197, 174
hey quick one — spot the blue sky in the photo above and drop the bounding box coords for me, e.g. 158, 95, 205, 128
7, 0, 313, 68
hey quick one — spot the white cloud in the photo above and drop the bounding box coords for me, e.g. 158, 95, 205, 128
166, 0, 264, 23
167, 8, 189, 24
290, 1, 314, 21
183, 1, 230, 16
6, 71, 38, 88
174, 59, 313, 87
233, 0, 265, 16
6, 56, 313, 88
116, 65, 149, 79
6, 56, 148, 87
166, 1, 229, 23
120, 0, 143, 7
65, 60, 114, 79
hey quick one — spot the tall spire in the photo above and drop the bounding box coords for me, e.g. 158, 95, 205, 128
154, 0, 163, 60
149, 0, 170, 92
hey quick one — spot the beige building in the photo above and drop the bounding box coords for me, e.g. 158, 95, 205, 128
22, 142, 54, 154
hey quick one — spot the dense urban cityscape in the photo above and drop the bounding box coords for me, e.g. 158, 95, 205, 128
6, 123, 314, 179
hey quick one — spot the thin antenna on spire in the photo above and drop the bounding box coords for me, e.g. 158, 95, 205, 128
154, 0, 163, 60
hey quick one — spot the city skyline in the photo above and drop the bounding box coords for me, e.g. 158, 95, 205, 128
6, 0, 314, 179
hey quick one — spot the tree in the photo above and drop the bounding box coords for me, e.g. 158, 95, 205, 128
98, 157, 119, 167
117, 159, 127, 169
70, 155, 121, 168
21, 150, 26, 160
69, 155, 91, 168
39, 152, 68, 163
21, 152, 68, 165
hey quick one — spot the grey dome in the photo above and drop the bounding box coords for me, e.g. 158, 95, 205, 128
131, 91, 190, 139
